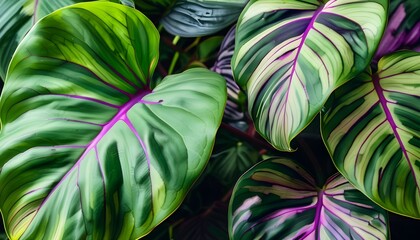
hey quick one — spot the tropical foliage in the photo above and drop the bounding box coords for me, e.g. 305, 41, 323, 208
0, 0, 419, 239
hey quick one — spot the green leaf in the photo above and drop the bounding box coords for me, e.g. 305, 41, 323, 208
0, 0, 119, 80
321, 50, 420, 218
229, 158, 389, 239
0, 2, 226, 239
197, 36, 224, 62
232, 0, 388, 151
161, 0, 247, 37
134, 0, 176, 16
208, 131, 260, 186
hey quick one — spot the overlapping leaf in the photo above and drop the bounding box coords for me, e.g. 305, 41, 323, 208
321, 51, 420, 218
232, 0, 388, 151
208, 130, 260, 186
134, 0, 176, 16
375, 0, 420, 59
229, 158, 389, 239
211, 26, 244, 121
0, 0, 122, 80
161, 0, 247, 37
0, 2, 226, 239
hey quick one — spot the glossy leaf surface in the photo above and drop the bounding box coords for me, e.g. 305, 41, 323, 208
0, 2, 226, 239
161, 0, 247, 37
229, 158, 389, 239
0, 0, 119, 79
232, 0, 388, 151
321, 51, 420, 218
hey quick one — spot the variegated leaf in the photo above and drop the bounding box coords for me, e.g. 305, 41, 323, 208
0, 0, 122, 80
375, 0, 420, 59
211, 25, 245, 121
321, 50, 420, 218
229, 158, 389, 239
232, 0, 388, 151
161, 0, 247, 37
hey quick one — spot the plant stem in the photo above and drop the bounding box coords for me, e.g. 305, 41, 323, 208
221, 122, 277, 152
168, 52, 179, 75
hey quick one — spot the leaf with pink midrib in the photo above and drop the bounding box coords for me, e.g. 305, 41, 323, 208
321, 50, 420, 218
229, 158, 388, 240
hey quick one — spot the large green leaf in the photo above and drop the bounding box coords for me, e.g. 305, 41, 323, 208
0, 2, 226, 239
321, 50, 420, 218
232, 0, 388, 151
161, 0, 247, 37
229, 158, 389, 239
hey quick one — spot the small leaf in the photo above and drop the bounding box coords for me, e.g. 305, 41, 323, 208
232, 0, 388, 151
321, 50, 420, 218
229, 158, 389, 239
161, 0, 247, 37
0, 2, 226, 239
209, 130, 260, 186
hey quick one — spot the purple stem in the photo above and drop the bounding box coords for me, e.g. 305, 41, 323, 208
32, 0, 40, 25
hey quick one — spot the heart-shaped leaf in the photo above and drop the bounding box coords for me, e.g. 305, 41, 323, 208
321, 50, 420, 218
229, 158, 389, 239
161, 0, 247, 37
232, 0, 388, 151
375, 0, 420, 59
0, 2, 226, 239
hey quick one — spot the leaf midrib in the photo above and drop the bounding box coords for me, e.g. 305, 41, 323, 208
372, 73, 420, 192
32, 90, 153, 224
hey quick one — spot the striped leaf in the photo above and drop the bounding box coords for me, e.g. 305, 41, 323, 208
211, 25, 245, 121
161, 0, 247, 37
232, 0, 388, 151
0, 0, 122, 80
375, 0, 420, 59
321, 50, 420, 218
229, 158, 389, 239
0, 2, 226, 239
